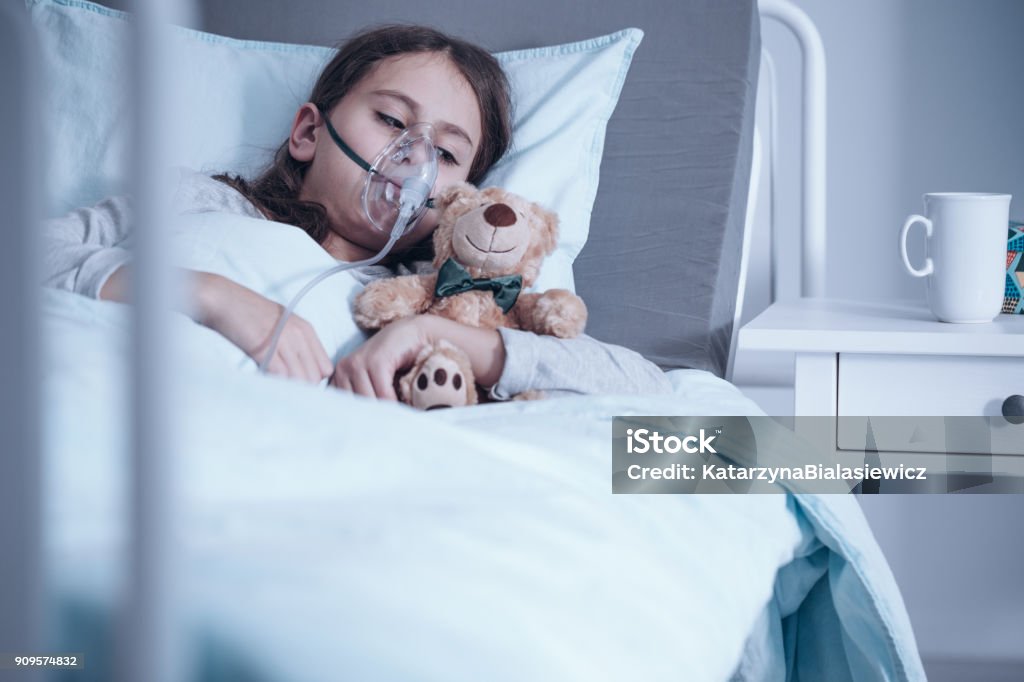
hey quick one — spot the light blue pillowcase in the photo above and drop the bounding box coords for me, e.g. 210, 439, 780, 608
28, 0, 642, 292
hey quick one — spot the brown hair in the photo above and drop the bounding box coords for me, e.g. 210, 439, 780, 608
215, 25, 513, 246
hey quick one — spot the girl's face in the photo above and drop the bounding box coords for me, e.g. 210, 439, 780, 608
289, 53, 483, 261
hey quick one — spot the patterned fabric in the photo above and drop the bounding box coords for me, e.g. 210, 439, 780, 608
1005, 220, 1024, 314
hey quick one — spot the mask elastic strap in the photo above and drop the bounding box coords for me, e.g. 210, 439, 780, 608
318, 107, 436, 209
320, 110, 375, 174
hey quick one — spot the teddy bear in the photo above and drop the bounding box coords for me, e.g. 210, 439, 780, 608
354, 183, 588, 409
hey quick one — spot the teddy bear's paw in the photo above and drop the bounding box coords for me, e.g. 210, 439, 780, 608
531, 289, 588, 338
353, 280, 423, 330
404, 347, 475, 410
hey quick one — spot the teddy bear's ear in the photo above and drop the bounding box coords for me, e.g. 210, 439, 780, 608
435, 182, 480, 214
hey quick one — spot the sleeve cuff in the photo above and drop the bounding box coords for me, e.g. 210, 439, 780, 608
487, 327, 539, 401
78, 248, 132, 299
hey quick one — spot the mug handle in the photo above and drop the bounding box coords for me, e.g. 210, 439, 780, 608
900, 214, 934, 277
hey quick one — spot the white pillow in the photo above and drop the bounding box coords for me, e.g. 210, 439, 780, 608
28, 0, 642, 293
489, 30, 642, 291
171, 211, 367, 370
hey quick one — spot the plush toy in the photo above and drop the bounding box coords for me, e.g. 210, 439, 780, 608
354, 183, 587, 409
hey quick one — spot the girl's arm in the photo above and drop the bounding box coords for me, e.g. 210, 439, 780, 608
424, 320, 672, 397
488, 327, 673, 399
101, 266, 332, 384
331, 314, 505, 400
45, 197, 331, 384
332, 314, 671, 401
44, 196, 134, 298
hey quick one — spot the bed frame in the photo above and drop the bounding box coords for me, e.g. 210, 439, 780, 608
728, 0, 826, 380
0, 1, 826, 678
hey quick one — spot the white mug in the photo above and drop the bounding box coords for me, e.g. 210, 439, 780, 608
900, 192, 1011, 323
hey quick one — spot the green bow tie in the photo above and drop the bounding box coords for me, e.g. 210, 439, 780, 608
434, 258, 523, 314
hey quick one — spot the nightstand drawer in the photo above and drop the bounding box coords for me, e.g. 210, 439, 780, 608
837, 354, 1024, 455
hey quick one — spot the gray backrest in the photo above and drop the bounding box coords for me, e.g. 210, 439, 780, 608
194, 0, 761, 376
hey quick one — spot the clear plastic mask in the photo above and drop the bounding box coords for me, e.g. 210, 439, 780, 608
362, 122, 439, 234
321, 111, 439, 236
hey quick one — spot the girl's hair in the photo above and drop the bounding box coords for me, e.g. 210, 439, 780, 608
215, 25, 513, 246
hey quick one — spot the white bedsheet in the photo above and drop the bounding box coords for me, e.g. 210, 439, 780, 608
40, 289, 920, 681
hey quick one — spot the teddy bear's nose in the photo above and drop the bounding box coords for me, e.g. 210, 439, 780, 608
483, 203, 517, 228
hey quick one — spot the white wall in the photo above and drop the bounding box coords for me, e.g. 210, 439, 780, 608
749, 0, 1024, 309
739, 0, 1024, 663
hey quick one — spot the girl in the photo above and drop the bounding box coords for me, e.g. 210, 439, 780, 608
44, 25, 670, 401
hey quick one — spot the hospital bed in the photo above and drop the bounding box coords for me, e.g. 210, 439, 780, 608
2, 1, 926, 680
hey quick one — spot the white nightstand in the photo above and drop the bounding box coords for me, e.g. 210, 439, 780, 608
738, 298, 1024, 488
739, 298, 1023, 415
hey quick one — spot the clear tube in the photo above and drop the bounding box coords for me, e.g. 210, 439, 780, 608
256, 205, 413, 376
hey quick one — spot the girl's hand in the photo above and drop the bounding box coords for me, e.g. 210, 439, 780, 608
196, 272, 333, 384
331, 315, 506, 401
330, 316, 429, 401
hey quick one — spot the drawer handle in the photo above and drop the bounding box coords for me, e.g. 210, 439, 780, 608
1003, 395, 1024, 425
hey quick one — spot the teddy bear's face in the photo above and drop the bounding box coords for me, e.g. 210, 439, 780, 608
449, 200, 530, 272
432, 184, 558, 288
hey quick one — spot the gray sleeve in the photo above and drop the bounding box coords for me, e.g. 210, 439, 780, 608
38, 168, 263, 299
42, 196, 134, 299
489, 328, 673, 399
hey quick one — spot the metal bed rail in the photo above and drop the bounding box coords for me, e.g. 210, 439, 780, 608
0, 4, 43, 681
120, 4, 198, 681
728, 0, 828, 380
759, 0, 828, 299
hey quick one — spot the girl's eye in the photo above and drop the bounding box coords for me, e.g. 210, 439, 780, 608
378, 112, 458, 166
436, 148, 459, 167
377, 112, 405, 130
